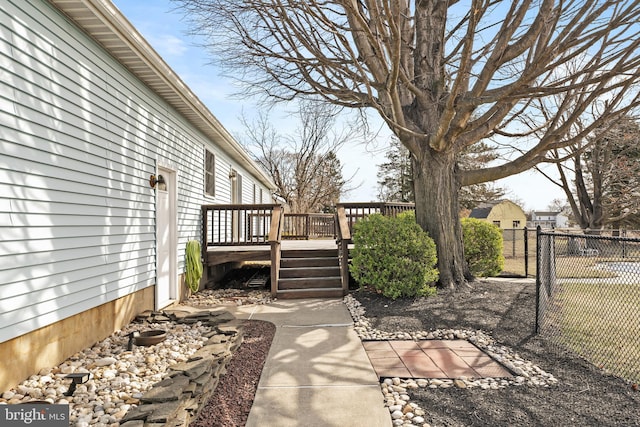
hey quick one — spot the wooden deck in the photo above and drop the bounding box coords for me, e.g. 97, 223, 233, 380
205, 239, 343, 265
201, 202, 414, 297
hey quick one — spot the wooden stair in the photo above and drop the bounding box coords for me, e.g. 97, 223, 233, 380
276, 248, 345, 299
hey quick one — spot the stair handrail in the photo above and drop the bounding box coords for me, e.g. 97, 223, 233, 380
335, 206, 351, 293
269, 205, 284, 296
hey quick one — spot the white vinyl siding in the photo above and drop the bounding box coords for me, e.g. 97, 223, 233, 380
0, 0, 271, 343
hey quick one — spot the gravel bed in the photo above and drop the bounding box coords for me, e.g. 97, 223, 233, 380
0, 287, 274, 427
1, 319, 213, 426
345, 294, 558, 389
344, 293, 559, 427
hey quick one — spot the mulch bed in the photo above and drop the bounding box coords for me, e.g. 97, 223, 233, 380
190, 320, 275, 427
354, 279, 640, 426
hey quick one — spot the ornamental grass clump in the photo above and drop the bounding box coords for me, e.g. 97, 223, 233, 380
461, 217, 504, 277
350, 211, 438, 299
185, 240, 203, 292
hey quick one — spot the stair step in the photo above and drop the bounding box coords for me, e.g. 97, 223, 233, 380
281, 249, 338, 258
276, 288, 345, 299
279, 266, 341, 278
274, 247, 344, 298
278, 276, 342, 289
281, 257, 339, 268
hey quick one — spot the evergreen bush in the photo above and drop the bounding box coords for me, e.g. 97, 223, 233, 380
350, 211, 438, 299
461, 217, 504, 277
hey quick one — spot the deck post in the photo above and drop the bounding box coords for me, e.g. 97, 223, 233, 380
336, 206, 351, 294
269, 206, 283, 297
201, 205, 208, 264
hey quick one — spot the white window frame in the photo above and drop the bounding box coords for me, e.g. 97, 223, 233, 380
204, 149, 215, 198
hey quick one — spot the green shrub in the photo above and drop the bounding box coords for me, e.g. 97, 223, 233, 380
461, 217, 504, 277
350, 211, 438, 299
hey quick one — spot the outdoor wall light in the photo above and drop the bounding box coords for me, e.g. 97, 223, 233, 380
149, 174, 166, 189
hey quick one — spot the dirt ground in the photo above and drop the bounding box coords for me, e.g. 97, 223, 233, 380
353, 279, 640, 426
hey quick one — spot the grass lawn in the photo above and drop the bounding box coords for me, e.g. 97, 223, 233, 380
500, 232, 536, 277
554, 256, 619, 278
548, 281, 640, 383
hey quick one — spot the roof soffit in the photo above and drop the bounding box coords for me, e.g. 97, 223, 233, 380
46, 0, 275, 190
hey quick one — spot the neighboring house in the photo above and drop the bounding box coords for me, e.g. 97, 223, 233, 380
0, 0, 275, 390
529, 211, 569, 229
469, 200, 527, 229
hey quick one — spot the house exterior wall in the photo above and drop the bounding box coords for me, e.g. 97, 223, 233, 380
485, 201, 527, 229
0, 0, 272, 389
530, 212, 569, 229
556, 214, 569, 228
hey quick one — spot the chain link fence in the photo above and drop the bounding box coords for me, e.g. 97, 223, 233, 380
536, 228, 640, 383
501, 228, 537, 277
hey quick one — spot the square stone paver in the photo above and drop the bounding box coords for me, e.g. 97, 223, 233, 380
363, 340, 513, 380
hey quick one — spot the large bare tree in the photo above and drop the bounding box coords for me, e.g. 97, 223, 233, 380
547, 117, 640, 231
241, 100, 352, 213
176, 0, 640, 288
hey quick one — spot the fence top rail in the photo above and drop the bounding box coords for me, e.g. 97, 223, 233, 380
537, 228, 640, 242
337, 202, 415, 209
284, 213, 334, 217
202, 203, 281, 211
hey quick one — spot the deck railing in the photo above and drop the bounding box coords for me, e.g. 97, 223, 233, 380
202, 203, 416, 251
337, 202, 415, 234
201, 204, 280, 249
282, 213, 336, 239
202, 202, 415, 294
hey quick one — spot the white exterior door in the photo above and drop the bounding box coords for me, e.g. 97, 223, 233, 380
156, 167, 177, 309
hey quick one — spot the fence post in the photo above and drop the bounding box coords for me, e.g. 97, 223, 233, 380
535, 226, 541, 334
524, 226, 528, 277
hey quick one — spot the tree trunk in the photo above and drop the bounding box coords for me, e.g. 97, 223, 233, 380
412, 149, 471, 289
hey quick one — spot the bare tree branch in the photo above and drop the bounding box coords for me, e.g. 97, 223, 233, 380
240, 100, 355, 213
175, 0, 640, 286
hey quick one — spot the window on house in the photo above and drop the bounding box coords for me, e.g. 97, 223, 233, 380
204, 149, 215, 197
493, 221, 501, 227
236, 173, 243, 203
252, 183, 257, 203
512, 220, 520, 228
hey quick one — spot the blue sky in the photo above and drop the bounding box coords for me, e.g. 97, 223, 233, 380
110, 0, 565, 211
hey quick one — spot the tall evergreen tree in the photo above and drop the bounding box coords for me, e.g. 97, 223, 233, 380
377, 140, 504, 209
377, 138, 413, 202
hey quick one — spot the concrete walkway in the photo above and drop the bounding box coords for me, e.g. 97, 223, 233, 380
226, 298, 392, 427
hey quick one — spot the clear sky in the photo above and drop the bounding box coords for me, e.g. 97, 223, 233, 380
110, 0, 567, 211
